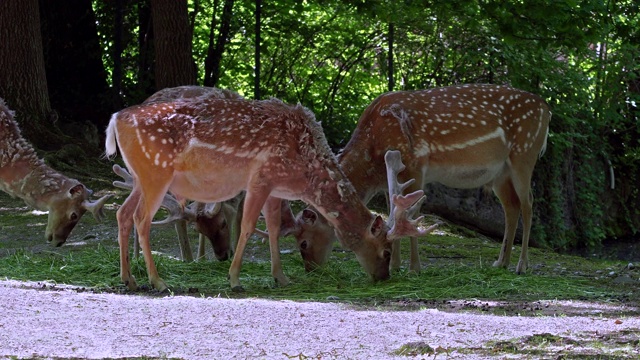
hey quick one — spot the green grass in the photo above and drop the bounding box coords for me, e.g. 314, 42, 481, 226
0, 229, 636, 304
1, 188, 638, 306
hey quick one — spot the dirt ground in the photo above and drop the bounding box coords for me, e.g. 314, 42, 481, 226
0, 278, 639, 359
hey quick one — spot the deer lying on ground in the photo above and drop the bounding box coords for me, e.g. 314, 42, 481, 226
0, 98, 112, 245
112, 164, 242, 262
284, 84, 550, 275
105, 96, 428, 292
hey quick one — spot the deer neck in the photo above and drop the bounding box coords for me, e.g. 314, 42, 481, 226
303, 165, 376, 251
338, 140, 387, 204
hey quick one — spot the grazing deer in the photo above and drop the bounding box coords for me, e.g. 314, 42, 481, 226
111, 86, 245, 262
112, 164, 242, 262
105, 96, 427, 292
0, 98, 112, 245
286, 84, 550, 275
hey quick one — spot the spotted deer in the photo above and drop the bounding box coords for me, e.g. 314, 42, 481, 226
113, 86, 245, 262
286, 84, 550, 275
0, 98, 112, 245
105, 96, 427, 292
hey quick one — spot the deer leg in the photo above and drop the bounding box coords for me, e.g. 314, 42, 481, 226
134, 188, 169, 292
197, 233, 206, 261
228, 191, 267, 291
263, 197, 289, 287
492, 177, 521, 270
174, 219, 194, 262
510, 167, 534, 275
116, 189, 140, 291
390, 239, 402, 271
516, 191, 533, 274
133, 227, 141, 258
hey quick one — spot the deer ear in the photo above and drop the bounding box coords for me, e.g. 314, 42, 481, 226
370, 215, 386, 237
300, 209, 318, 225
68, 184, 88, 199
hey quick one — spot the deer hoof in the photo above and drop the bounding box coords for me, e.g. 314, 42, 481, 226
150, 277, 169, 292
124, 276, 138, 291
492, 259, 508, 269
231, 285, 245, 293
274, 275, 290, 287
515, 261, 527, 275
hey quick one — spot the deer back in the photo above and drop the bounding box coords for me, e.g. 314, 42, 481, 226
340, 84, 550, 201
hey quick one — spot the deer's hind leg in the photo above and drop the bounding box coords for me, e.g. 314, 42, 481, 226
134, 180, 171, 292
116, 188, 140, 291
492, 175, 521, 271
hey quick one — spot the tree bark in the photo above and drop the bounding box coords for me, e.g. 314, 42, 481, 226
203, 0, 235, 87
0, 0, 56, 149
150, 0, 197, 89
39, 0, 113, 131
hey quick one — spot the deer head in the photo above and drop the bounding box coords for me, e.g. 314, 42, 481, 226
290, 150, 436, 273
105, 96, 425, 291
0, 98, 112, 246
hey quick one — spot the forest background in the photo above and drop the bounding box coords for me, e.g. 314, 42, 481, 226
0, 0, 638, 256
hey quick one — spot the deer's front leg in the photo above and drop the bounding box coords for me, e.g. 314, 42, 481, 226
263, 197, 289, 287
116, 190, 139, 291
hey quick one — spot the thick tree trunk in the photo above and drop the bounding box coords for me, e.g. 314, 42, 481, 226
0, 0, 57, 149
150, 0, 197, 89
137, 1, 156, 99
39, 0, 114, 133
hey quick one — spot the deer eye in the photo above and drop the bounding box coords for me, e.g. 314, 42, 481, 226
70, 212, 79, 221
383, 249, 391, 261
300, 240, 308, 250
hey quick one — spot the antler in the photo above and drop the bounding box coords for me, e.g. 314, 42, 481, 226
384, 150, 437, 240
82, 192, 113, 222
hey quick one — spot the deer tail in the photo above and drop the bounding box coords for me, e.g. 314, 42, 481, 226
104, 113, 118, 160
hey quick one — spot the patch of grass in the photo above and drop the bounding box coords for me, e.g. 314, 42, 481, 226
0, 229, 636, 305
1, 190, 638, 305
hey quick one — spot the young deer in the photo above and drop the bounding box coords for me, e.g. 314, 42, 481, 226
105, 96, 427, 292
111, 86, 245, 262
287, 84, 550, 275
0, 98, 112, 245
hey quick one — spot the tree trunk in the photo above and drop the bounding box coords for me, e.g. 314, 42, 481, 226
39, 0, 114, 132
137, 0, 155, 99
203, 0, 235, 87
0, 0, 57, 149
150, 0, 197, 89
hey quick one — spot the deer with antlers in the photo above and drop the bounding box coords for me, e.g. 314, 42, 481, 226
285, 84, 550, 275
105, 96, 427, 292
0, 98, 112, 245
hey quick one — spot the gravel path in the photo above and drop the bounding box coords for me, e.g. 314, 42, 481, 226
1, 279, 639, 359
